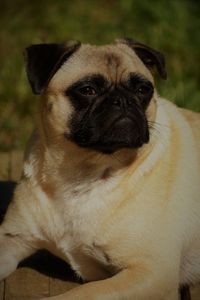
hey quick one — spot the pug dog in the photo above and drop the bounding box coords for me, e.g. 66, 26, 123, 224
0, 38, 200, 300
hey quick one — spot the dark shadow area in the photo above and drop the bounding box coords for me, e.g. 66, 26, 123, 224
180, 285, 191, 300
19, 250, 81, 283
0, 181, 17, 224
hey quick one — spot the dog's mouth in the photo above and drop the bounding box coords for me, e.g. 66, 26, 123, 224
69, 115, 150, 154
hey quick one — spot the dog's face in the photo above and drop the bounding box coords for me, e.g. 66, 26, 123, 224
25, 39, 166, 154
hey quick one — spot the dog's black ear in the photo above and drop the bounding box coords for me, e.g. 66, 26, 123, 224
24, 41, 81, 94
117, 38, 167, 79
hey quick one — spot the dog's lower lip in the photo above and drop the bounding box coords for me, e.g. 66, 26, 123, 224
108, 116, 135, 131
114, 115, 133, 123
114, 116, 134, 126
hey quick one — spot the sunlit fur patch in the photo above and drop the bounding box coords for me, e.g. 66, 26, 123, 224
42, 93, 74, 137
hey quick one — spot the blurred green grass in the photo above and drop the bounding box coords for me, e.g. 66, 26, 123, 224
0, 0, 200, 151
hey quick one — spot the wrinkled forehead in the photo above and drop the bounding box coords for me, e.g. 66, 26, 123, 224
47, 44, 153, 92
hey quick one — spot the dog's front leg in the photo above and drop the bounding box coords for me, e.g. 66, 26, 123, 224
0, 228, 35, 281
42, 265, 179, 300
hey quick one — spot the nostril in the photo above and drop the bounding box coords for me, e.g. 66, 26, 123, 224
113, 99, 121, 106
112, 98, 132, 107
127, 99, 132, 106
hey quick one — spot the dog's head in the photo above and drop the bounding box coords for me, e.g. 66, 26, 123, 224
25, 39, 166, 154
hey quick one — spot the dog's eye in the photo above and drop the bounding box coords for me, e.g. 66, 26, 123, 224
78, 86, 97, 96
136, 84, 153, 95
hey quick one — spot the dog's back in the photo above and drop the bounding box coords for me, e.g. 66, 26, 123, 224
181, 108, 200, 153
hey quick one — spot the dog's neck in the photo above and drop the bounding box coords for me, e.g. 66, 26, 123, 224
23, 127, 156, 201
40, 138, 138, 182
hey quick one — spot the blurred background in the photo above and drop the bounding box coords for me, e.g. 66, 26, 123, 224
0, 0, 199, 151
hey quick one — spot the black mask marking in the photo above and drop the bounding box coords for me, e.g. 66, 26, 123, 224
66, 73, 154, 154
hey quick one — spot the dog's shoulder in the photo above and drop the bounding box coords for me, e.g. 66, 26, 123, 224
180, 108, 200, 152
180, 107, 200, 128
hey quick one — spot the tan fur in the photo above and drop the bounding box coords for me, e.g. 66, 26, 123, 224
0, 42, 200, 300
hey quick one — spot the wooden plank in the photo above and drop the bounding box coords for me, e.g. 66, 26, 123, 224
0, 281, 4, 300
10, 151, 23, 181
0, 152, 10, 180
0, 151, 10, 300
191, 284, 200, 300
4, 268, 49, 300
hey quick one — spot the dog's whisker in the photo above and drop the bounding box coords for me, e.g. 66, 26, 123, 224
110, 153, 124, 165
148, 120, 170, 129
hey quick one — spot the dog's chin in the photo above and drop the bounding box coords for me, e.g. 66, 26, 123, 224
72, 138, 148, 154
71, 131, 149, 154
87, 141, 145, 154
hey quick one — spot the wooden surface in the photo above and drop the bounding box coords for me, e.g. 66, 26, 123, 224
0, 151, 200, 300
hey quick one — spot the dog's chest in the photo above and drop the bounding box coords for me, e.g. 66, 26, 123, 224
56, 214, 118, 281
58, 239, 118, 281
51, 178, 122, 281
